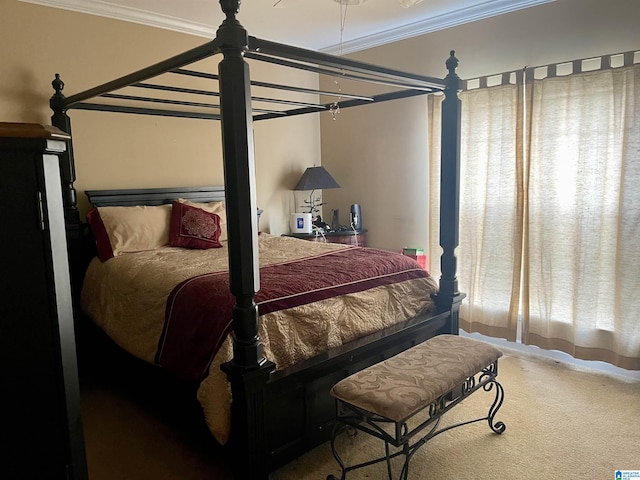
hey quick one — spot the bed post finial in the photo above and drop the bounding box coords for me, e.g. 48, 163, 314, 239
219, 0, 240, 19
445, 50, 462, 91
49, 73, 81, 235
52, 73, 64, 96
446, 50, 458, 76
436, 51, 465, 330
217, 0, 247, 49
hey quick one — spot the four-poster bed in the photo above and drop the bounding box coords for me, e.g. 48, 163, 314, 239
50, 1, 464, 478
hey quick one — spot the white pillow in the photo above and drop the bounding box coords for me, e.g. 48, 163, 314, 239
91, 204, 171, 258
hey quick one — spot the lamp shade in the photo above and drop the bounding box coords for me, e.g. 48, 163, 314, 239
294, 166, 340, 191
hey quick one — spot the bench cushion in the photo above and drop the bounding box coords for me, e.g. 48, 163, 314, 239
330, 335, 502, 422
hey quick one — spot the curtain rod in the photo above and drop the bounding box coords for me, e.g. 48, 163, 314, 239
464, 49, 639, 90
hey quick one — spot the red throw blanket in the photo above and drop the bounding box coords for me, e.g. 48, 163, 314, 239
155, 247, 429, 381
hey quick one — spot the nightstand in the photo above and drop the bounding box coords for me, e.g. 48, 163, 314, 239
286, 229, 367, 247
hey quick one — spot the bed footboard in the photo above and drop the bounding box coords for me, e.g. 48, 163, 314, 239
225, 310, 455, 476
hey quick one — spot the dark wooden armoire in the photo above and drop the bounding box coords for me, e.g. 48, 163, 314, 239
0, 123, 88, 479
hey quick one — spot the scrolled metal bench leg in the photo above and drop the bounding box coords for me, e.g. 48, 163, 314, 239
327, 421, 348, 480
485, 379, 506, 434
328, 419, 408, 480
400, 442, 410, 480
385, 441, 393, 479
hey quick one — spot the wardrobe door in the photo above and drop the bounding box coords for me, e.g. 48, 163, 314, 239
0, 124, 88, 480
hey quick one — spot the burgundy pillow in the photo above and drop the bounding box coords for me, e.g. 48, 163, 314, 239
86, 208, 115, 262
169, 201, 223, 249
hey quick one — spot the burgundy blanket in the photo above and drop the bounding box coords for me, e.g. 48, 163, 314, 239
155, 247, 429, 381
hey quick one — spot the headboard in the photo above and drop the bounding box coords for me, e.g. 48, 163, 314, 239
76, 185, 227, 286
85, 185, 226, 207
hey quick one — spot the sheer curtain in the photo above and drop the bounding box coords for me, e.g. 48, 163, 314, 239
523, 64, 640, 369
429, 83, 522, 341
429, 56, 640, 370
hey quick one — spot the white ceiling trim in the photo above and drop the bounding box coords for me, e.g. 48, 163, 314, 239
19, 0, 218, 38
323, 0, 555, 54
20, 0, 554, 54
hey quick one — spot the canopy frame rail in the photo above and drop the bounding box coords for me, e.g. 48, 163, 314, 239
253, 88, 436, 121
65, 87, 437, 122
170, 68, 375, 102
55, 36, 446, 116
100, 93, 286, 116
247, 36, 447, 90
68, 102, 222, 120
60, 39, 222, 107
125, 82, 329, 109
245, 52, 441, 93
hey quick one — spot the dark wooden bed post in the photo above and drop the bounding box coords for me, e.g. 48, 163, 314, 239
435, 51, 465, 332
216, 1, 275, 478
50, 74, 82, 239
50, 74, 91, 310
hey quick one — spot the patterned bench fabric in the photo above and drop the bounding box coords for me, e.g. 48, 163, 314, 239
330, 335, 502, 422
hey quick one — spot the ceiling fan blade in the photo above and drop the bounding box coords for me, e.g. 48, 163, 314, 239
275, 0, 423, 9
398, 0, 424, 7
273, 0, 304, 8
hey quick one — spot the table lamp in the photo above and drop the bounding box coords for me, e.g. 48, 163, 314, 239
293, 165, 341, 216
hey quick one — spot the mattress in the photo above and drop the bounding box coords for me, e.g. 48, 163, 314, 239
81, 234, 438, 444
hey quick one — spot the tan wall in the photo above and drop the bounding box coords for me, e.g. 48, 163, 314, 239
0, 0, 321, 235
321, 0, 640, 252
3, 0, 639, 243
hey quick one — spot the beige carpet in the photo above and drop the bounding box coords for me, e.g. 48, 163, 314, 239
82, 348, 640, 479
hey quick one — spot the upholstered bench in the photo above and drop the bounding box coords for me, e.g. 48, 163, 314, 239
327, 334, 506, 480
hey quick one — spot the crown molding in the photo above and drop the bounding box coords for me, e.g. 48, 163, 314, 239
322, 0, 555, 55
19, 0, 554, 54
18, 0, 217, 38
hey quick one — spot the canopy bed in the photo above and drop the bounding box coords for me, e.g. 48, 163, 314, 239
49, 1, 464, 478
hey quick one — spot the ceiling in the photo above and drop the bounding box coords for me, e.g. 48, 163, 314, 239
21, 0, 553, 54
